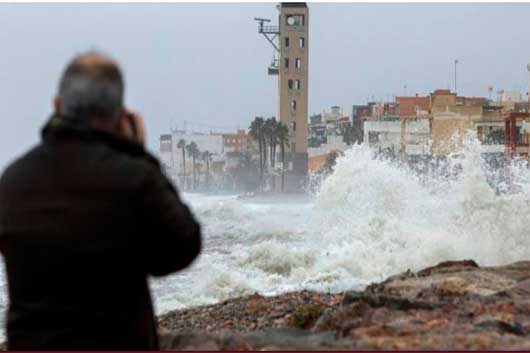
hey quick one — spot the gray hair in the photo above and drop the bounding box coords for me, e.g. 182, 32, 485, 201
57, 51, 124, 123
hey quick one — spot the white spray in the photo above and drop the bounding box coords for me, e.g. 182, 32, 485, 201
151, 134, 530, 313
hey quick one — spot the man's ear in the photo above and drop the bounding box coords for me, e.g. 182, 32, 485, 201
53, 97, 60, 113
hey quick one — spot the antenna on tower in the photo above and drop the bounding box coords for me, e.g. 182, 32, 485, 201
254, 17, 280, 75
254, 17, 279, 52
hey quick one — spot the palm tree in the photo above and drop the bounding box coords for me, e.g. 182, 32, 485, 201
186, 142, 199, 190
185, 143, 193, 189
276, 122, 290, 192
201, 151, 212, 188
264, 117, 278, 190
271, 119, 278, 168
192, 144, 201, 189
261, 122, 269, 177
264, 117, 276, 166
249, 117, 265, 191
177, 139, 186, 189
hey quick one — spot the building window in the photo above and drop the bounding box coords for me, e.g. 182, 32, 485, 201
291, 100, 297, 111
285, 37, 289, 48
295, 79, 301, 90
284, 58, 289, 69
299, 37, 305, 48
292, 121, 297, 131
288, 79, 293, 89
295, 58, 301, 69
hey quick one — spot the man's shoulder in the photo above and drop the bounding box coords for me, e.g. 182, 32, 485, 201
79, 139, 167, 194
0, 144, 44, 186
0, 140, 165, 194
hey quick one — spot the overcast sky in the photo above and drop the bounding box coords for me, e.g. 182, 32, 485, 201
2, 2, 530, 169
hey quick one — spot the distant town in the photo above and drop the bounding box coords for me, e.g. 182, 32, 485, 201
159, 86, 530, 193
159, 2, 530, 194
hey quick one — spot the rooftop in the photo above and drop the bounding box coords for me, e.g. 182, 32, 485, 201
281, 2, 307, 8
432, 89, 454, 95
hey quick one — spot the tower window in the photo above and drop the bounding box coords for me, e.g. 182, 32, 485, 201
295, 58, 301, 69
292, 121, 297, 131
291, 100, 297, 111
284, 58, 289, 69
295, 79, 301, 90
285, 37, 289, 48
288, 79, 293, 89
299, 37, 305, 48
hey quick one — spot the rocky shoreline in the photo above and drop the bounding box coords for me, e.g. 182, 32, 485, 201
158, 260, 530, 350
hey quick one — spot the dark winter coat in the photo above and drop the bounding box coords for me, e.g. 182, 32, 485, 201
0, 115, 201, 350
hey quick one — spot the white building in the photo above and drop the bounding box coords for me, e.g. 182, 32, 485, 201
364, 118, 431, 155
364, 120, 401, 152
497, 90, 523, 103
159, 134, 174, 175
159, 130, 224, 185
308, 135, 348, 158
322, 106, 343, 123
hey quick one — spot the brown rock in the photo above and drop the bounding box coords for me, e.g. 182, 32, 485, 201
157, 260, 530, 350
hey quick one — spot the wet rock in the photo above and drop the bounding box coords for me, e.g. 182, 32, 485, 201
158, 290, 342, 334
341, 290, 363, 305
243, 328, 352, 350
159, 330, 221, 350
289, 303, 326, 329
416, 259, 479, 277
160, 328, 353, 350
312, 307, 337, 333
156, 260, 530, 350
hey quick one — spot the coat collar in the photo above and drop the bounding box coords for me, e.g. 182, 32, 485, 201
41, 114, 146, 157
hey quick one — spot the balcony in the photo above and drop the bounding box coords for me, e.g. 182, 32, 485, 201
258, 25, 279, 34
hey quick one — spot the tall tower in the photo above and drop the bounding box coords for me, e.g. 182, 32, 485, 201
278, 3, 309, 174
255, 2, 309, 180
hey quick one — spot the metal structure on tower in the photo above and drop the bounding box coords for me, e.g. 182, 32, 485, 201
254, 17, 280, 75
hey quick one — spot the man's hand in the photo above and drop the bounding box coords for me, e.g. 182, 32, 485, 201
118, 110, 147, 146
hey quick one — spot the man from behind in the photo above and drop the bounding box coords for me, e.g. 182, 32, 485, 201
0, 52, 202, 350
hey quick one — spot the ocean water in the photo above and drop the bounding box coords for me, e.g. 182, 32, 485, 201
1, 134, 530, 340
151, 134, 530, 315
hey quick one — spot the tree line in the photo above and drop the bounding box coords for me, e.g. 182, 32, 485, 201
176, 140, 212, 191
173, 117, 290, 193
248, 116, 290, 192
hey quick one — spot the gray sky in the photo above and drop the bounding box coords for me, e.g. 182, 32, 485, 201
1, 2, 530, 169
